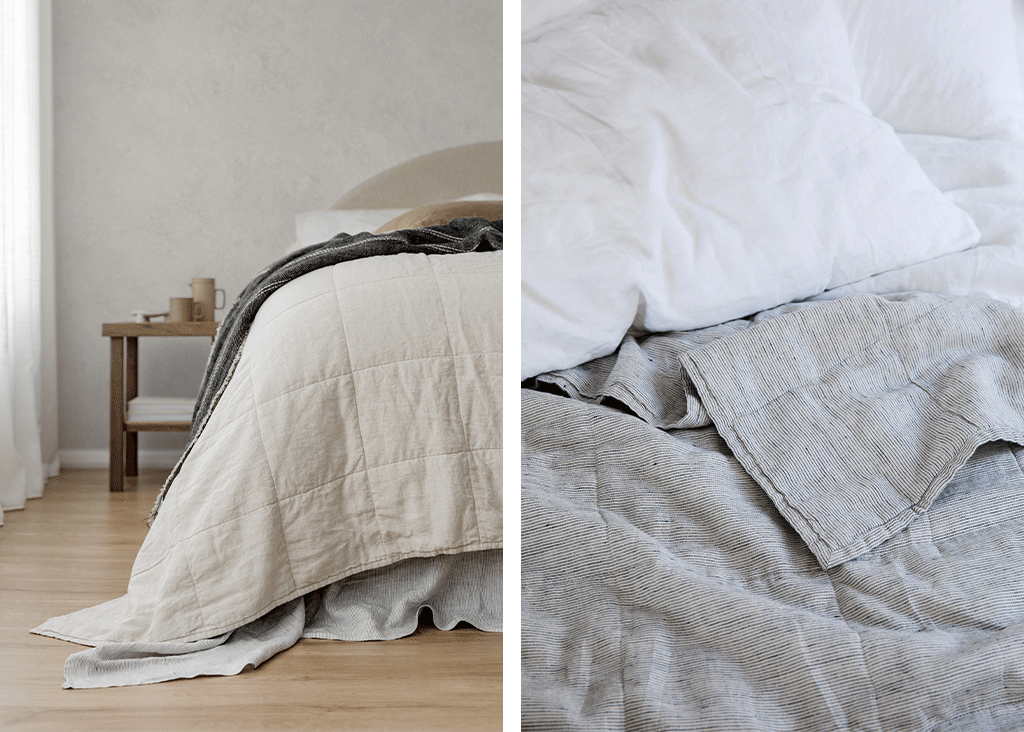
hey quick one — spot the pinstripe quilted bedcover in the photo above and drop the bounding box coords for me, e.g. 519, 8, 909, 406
522, 292, 1024, 731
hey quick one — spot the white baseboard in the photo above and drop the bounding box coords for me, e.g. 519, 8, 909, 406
59, 448, 184, 470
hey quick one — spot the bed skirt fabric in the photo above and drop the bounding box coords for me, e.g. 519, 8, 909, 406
61, 549, 501, 689
523, 292, 1024, 731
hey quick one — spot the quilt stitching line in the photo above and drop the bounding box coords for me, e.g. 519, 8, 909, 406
251, 397, 301, 597
247, 287, 337, 327
145, 455, 509, 580
427, 256, 483, 543
892, 334, 991, 436
585, 407, 631, 730
348, 350, 500, 371
160, 445, 504, 545
822, 567, 885, 732
154, 367, 266, 463
241, 350, 500, 413
181, 546, 210, 637
361, 445, 502, 473
785, 295, 1015, 431
151, 343, 247, 522
332, 265, 390, 558
131, 541, 503, 645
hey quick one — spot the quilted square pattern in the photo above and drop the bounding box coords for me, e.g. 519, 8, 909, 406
334, 254, 454, 371
34, 251, 502, 644
352, 357, 465, 469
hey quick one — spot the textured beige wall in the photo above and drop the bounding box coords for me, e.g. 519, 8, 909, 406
54, 0, 502, 462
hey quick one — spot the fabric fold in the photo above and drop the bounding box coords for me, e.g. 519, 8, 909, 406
536, 292, 1024, 568
679, 293, 1024, 568
521, 292, 1024, 730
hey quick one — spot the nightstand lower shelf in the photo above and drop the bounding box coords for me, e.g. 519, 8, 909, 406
124, 420, 192, 432
105, 321, 218, 492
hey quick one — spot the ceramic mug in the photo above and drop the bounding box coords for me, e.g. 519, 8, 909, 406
191, 278, 226, 322
168, 297, 193, 323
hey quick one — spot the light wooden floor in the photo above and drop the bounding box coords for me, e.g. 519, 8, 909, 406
0, 469, 502, 731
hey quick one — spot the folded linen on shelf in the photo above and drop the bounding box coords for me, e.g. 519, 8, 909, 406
126, 397, 197, 423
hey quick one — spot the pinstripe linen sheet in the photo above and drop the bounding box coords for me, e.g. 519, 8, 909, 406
522, 292, 1024, 731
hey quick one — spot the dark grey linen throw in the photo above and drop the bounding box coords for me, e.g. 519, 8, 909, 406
151, 217, 502, 519
523, 293, 1024, 731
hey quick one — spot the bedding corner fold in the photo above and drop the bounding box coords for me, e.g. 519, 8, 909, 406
678, 292, 1024, 569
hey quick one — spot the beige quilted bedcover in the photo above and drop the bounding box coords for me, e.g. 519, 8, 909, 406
34, 251, 503, 645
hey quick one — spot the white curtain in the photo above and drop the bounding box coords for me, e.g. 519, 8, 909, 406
1, 0, 46, 524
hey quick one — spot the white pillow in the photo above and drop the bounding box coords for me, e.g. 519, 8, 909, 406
1014, 0, 1024, 95
294, 209, 406, 250
520, 0, 981, 380
521, 0, 592, 40
837, 0, 1024, 141
292, 194, 502, 252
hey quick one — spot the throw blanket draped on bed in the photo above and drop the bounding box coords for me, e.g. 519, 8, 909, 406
522, 292, 1024, 731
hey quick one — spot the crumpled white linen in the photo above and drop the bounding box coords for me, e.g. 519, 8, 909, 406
520, 0, 981, 379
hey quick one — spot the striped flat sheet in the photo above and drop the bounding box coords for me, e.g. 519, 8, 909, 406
522, 293, 1024, 731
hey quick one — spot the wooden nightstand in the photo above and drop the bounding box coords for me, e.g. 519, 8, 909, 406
103, 321, 219, 492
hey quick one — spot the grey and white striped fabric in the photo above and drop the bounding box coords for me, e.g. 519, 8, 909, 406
523, 293, 1024, 731
63, 549, 501, 689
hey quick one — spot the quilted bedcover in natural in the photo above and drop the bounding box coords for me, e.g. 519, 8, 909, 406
34, 250, 503, 646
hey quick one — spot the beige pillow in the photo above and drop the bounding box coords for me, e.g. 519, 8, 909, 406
374, 201, 502, 233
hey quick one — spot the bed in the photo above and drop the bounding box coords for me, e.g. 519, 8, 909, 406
31, 141, 504, 688
521, 2, 1024, 730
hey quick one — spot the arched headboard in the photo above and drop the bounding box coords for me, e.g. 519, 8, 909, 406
329, 141, 502, 210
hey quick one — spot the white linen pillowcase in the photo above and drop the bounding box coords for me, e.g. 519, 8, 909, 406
1015, 0, 1024, 91
293, 209, 405, 251
521, 0, 592, 41
814, 133, 1024, 312
520, 0, 981, 380
837, 0, 1024, 141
